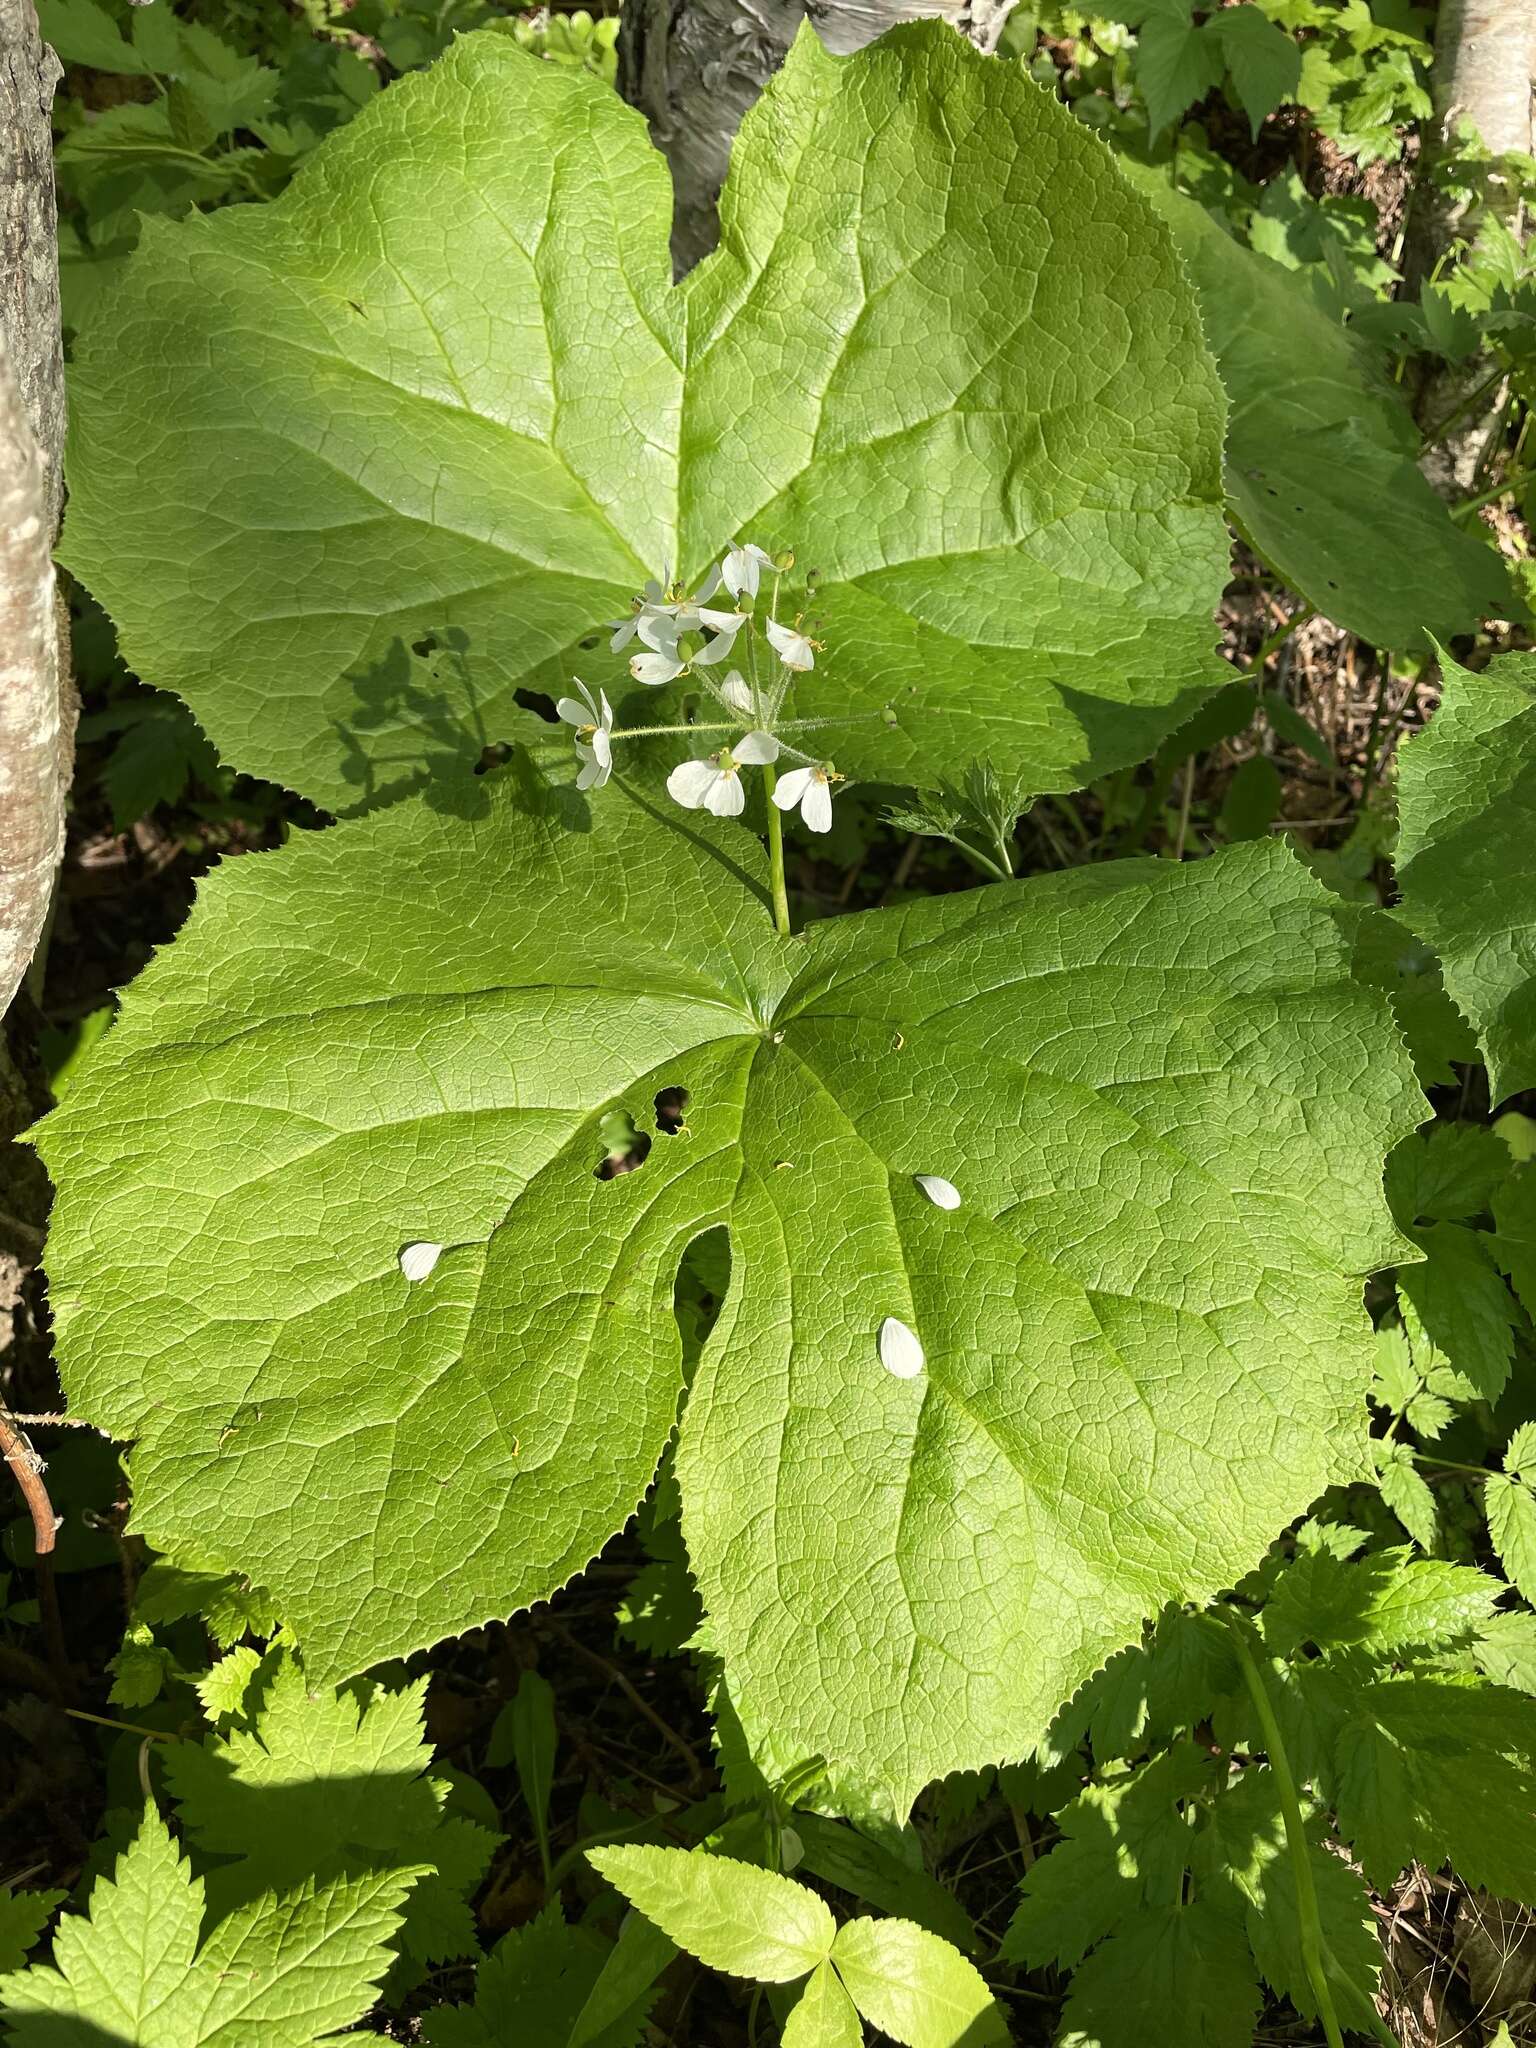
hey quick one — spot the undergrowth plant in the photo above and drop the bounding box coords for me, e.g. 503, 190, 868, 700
7, 5, 1536, 2046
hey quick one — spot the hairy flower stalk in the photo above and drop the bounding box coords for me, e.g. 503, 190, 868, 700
568, 542, 847, 935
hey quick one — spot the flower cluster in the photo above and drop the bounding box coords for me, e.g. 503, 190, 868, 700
556, 539, 845, 835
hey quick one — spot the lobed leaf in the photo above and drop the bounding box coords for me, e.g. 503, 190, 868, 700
39, 764, 1421, 1811
59, 24, 1231, 812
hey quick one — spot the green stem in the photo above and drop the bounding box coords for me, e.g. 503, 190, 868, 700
948, 835, 1012, 884
761, 762, 792, 937
1452, 464, 1536, 520
1224, 1618, 1346, 2048
1420, 362, 1507, 453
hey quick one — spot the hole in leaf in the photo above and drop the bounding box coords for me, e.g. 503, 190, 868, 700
513, 687, 559, 723
411, 634, 439, 658
594, 1109, 652, 1180
674, 1225, 731, 1375
655, 1085, 691, 1134
579, 635, 600, 650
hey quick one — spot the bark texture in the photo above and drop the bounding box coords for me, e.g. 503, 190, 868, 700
620, 0, 1018, 275
0, 0, 68, 1023
1407, 0, 1536, 495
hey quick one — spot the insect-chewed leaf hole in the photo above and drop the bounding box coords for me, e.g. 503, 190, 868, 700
513, 686, 559, 724
654, 1085, 691, 1135
594, 1109, 652, 1181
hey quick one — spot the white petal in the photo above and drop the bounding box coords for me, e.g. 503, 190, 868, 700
637, 611, 682, 654
771, 764, 814, 812
705, 770, 746, 817
914, 1174, 961, 1211
690, 629, 738, 667
609, 616, 640, 652
879, 1316, 925, 1379
591, 727, 613, 769
644, 577, 666, 602
697, 607, 747, 633
556, 695, 589, 728
399, 1241, 443, 1283
631, 651, 685, 685
734, 730, 779, 765
667, 759, 719, 809
597, 688, 614, 731
767, 618, 815, 671
575, 742, 610, 791
719, 670, 754, 714
800, 773, 834, 833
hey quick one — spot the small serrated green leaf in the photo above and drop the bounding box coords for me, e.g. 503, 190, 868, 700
1301, 1668, 1536, 1894
1475, 1609, 1536, 1695
1263, 1546, 1499, 1661
1054, 1896, 1261, 2048
196, 1644, 265, 1730
166, 1645, 494, 1968
36, 0, 153, 74
829, 1916, 1007, 2047
1373, 1440, 1440, 1551
1488, 1473, 1536, 1602
0, 1890, 64, 1976
1002, 1745, 1215, 1969
422, 1903, 654, 2048
0, 1805, 420, 2045
1211, 4, 1302, 135
589, 1846, 832, 1983
783, 1959, 863, 2048
1397, 1220, 1517, 1402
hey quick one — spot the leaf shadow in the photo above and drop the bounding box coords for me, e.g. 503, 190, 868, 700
331, 627, 501, 820
0, 2018, 139, 2046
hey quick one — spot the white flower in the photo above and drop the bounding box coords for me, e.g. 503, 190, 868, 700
914, 1174, 961, 1210
557, 680, 615, 789
666, 732, 778, 818
718, 670, 755, 715
556, 679, 613, 735
721, 543, 776, 601
399, 1241, 443, 1283
608, 576, 668, 653
631, 646, 688, 686
879, 1315, 925, 1379
771, 761, 837, 834
610, 564, 725, 650
767, 616, 816, 671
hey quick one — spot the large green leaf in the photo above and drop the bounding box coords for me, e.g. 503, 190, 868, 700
1397, 647, 1536, 1104
60, 24, 1230, 813
1121, 167, 1516, 649
38, 765, 1420, 1813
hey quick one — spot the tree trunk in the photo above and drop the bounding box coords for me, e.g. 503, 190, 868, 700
0, 0, 68, 1024
1406, 0, 1536, 496
620, 0, 1018, 276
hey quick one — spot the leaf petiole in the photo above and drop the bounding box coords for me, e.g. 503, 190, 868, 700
1224, 1615, 1348, 2048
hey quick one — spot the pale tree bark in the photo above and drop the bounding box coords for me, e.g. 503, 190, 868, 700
0, 0, 68, 1023
1407, 0, 1536, 495
619, 0, 1018, 275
